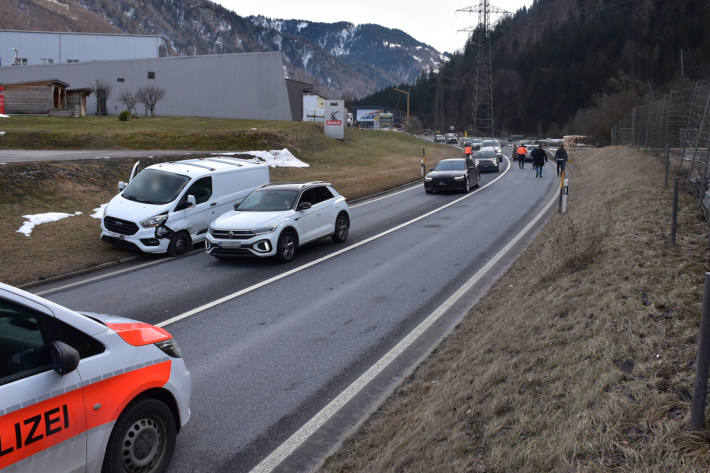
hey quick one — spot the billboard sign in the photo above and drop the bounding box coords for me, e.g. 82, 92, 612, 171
356, 109, 385, 123
324, 100, 345, 140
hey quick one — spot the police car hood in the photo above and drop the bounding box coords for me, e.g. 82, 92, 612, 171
105, 194, 171, 222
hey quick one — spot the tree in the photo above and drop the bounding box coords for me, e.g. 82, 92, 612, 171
118, 91, 139, 117
136, 86, 166, 117
91, 80, 112, 116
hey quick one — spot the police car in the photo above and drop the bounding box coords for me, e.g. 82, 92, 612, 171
0, 282, 190, 473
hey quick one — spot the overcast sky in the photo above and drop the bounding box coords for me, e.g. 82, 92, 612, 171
213, 1, 534, 54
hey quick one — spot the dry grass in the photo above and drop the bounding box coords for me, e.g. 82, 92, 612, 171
320, 146, 710, 473
0, 123, 453, 285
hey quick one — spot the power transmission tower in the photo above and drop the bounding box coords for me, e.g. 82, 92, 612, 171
458, 1, 510, 136
434, 61, 445, 131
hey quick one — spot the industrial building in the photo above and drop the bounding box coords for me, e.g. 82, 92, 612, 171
0, 52, 293, 120
0, 29, 168, 67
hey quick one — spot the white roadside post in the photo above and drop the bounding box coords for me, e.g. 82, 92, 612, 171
324, 100, 345, 140
560, 175, 569, 213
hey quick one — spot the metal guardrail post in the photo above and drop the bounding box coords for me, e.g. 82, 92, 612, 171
671, 177, 679, 246
691, 273, 710, 430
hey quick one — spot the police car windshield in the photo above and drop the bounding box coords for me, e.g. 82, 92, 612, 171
435, 160, 466, 171
122, 169, 190, 205
237, 189, 299, 211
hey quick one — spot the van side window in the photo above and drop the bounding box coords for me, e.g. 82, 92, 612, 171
182, 177, 212, 206
313, 186, 334, 204
0, 299, 51, 385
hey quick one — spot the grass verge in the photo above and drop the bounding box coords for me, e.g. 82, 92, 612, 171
0, 117, 453, 285
320, 146, 710, 472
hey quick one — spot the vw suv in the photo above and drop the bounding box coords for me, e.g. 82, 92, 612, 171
205, 182, 350, 262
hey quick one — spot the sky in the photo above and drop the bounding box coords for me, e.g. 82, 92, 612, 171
213, 1, 535, 54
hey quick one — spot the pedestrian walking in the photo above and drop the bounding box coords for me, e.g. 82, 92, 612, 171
531, 144, 547, 178
517, 144, 527, 169
555, 144, 568, 176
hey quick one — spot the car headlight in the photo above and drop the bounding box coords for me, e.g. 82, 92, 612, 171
424, 176, 433, 182
140, 213, 168, 228
454, 175, 465, 181
252, 226, 277, 235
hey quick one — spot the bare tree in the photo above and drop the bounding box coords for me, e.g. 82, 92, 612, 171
118, 90, 139, 117
136, 86, 166, 118
91, 80, 112, 116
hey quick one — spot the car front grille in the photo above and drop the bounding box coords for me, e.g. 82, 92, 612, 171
104, 216, 139, 235
209, 229, 256, 240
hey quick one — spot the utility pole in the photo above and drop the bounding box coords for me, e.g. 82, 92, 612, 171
434, 62, 445, 131
458, 1, 509, 137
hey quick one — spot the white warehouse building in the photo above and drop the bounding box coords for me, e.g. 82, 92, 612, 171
0, 29, 168, 67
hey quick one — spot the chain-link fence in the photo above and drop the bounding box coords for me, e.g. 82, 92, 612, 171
611, 82, 710, 220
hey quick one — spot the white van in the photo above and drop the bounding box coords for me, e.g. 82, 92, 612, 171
100, 157, 269, 255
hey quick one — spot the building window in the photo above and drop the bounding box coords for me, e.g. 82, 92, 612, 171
41, 58, 54, 65
117, 78, 125, 82
67, 59, 79, 63
147, 71, 156, 79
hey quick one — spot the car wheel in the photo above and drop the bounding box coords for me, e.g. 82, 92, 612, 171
332, 213, 349, 243
102, 398, 176, 473
276, 230, 297, 262
464, 177, 471, 193
425, 188, 433, 194
167, 231, 190, 257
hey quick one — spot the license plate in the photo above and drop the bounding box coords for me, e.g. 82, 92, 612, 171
438, 181, 446, 186
218, 241, 241, 248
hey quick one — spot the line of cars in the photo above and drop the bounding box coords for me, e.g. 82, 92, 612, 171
100, 157, 350, 263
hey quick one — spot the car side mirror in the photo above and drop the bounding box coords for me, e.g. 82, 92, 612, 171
186, 195, 197, 208
50, 340, 80, 376
297, 202, 312, 211
118, 181, 127, 192
233, 200, 242, 211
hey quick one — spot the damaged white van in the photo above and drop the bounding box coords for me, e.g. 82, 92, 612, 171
100, 158, 269, 255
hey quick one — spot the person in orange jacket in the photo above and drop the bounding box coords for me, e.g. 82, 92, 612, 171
517, 144, 527, 169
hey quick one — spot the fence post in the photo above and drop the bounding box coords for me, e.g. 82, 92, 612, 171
690, 90, 710, 182
691, 273, 710, 430
671, 177, 679, 246
665, 145, 670, 188
681, 83, 701, 172
632, 107, 637, 148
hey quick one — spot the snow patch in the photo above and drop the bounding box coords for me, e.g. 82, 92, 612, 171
17, 212, 82, 237
412, 55, 422, 62
211, 149, 309, 168
0, 114, 9, 118
296, 21, 309, 32
90, 204, 107, 219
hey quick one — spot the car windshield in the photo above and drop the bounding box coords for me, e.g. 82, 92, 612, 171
481, 140, 498, 148
122, 169, 190, 205
435, 160, 466, 171
237, 189, 299, 211
477, 151, 496, 158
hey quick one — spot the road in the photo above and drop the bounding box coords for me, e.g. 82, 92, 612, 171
33, 148, 558, 472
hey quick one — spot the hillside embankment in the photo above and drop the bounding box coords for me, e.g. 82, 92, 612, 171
0, 117, 453, 285
321, 146, 710, 473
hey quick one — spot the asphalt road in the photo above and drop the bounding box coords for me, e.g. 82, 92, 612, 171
34, 148, 558, 472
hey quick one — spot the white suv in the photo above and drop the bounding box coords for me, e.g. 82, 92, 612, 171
205, 182, 350, 262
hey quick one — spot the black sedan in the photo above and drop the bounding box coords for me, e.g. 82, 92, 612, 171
475, 150, 500, 172
424, 157, 480, 193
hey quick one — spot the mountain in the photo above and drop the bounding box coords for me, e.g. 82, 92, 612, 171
249, 17, 446, 90
0, 0, 445, 98
352, 0, 710, 140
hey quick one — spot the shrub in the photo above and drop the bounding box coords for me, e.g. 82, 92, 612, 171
119, 110, 130, 121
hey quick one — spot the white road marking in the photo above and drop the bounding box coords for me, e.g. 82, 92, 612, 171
349, 184, 419, 208
156, 158, 512, 328
34, 258, 177, 296
248, 173, 559, 473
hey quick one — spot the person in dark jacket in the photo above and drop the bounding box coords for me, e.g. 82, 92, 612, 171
555, 144, 568, 176
531, 145, 547, 178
